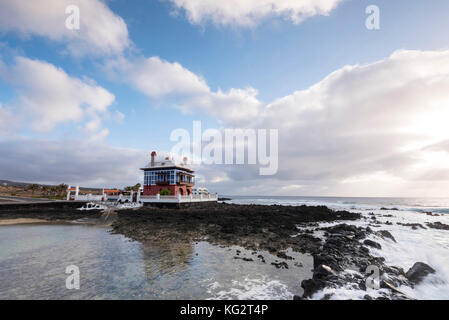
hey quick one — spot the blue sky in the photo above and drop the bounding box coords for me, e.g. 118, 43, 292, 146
1, 0, 449, 196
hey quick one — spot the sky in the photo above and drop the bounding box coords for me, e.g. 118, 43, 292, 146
1, 0, 449, 197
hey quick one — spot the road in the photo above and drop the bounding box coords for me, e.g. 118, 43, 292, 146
0, 195, 55, 203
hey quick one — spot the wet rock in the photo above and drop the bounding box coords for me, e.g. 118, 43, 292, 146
406, 262, 436, 285
314, 264, 337, 278
322, 293, 333, 300
271, 261, 289, 269
301, 279, 326, 298
326, 224, 358, 234
397, 222, 426, 230
277, 251, 294, 260
363, 239, 382, 249
377, 230, 396, 242
313, 253, 342, 272
426, 222, 449, 230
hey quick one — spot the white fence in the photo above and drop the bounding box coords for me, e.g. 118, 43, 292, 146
67, 185, 217, 204
74, 194, 104, 201
140, 193, 218, 203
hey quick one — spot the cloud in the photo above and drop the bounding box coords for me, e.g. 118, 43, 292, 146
0, 103, 17, 136
152, 49, 449, 196
112, 55, 262, 125
1, 56, 115, 136
0, 0, 130, 56
0, 138, 146, 187
123, 56, 210, 97
169, 0, 342, 27
254, 49, 449, 182
3, 49, 449, 197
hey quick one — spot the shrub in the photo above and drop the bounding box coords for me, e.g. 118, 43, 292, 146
159, 189, 171, 196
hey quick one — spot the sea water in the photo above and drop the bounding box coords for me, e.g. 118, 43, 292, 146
227, 196, 449, 299
0, 224, 312, 299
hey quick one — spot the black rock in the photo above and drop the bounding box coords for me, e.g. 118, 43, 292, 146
301, 279, 326, 298
363, 239, 382, 249
314, 264, 337, 278
277, 251, 294, 260
406, 262, 436, 285
426, 222, 449, 230
271, 261, 289, 269
377, 230, 396, 242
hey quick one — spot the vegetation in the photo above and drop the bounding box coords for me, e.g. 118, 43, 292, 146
0, 182, 91, 200
159, 189, 171, 196
124, 183, 141, 192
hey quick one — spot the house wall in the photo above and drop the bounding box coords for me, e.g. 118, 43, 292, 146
143, 185, 192, 196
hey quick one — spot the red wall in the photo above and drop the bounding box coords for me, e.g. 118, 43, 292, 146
143, 185, 192, 196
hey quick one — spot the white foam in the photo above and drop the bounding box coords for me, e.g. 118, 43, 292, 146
229, 197, 449, 299
206, 277, 293, 300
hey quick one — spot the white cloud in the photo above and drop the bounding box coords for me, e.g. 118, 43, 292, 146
0, 0, 129, 56
0, 138, 146, 187
4, 49, 449, 197
123, 56, 210, 97
1, 56, 115, 136
158, 49, 449, 197
0, 103, 17, 136
169, 0, 342, 27
113, 55, 262, 124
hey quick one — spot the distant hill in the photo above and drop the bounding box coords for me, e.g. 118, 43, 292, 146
0, 180, 31, 187
0, 180, 102, 191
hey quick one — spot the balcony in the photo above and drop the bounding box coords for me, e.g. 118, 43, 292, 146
178, 181, 194, 187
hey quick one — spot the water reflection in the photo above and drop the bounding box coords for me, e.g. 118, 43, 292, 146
0, 224, 312, 300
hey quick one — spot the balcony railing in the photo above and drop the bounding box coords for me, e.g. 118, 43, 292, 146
140, 193, 218, 203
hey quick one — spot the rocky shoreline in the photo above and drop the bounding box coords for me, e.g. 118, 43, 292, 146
112, 203, 438, 300
0, 201, 438, 299
111, 203, 360, 254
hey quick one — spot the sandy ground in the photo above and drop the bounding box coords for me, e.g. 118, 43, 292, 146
0, 218, 49, 225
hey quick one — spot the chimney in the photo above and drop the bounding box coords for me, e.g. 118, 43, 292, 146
183, 157, 188, 165
151, 151, 156, 167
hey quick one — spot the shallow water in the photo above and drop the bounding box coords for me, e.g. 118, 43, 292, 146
0, 224, 312, 300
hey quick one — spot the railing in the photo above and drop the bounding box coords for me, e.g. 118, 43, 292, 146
140, 193, 218, 203
75, 194, 104, 201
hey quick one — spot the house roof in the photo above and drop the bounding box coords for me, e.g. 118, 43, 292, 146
140, 158, 194, 173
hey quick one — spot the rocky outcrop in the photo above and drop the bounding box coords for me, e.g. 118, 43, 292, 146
406, 262, 436, 285
426, 222, 449, 230
376, 230, 396, 242
113, 204, 359, 254
299, 224, 411, 300
363, 239, 382, 249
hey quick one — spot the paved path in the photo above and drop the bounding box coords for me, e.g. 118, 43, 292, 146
0, 195, 53, 204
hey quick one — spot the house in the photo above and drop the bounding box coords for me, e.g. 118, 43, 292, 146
141, 151, 195, 196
